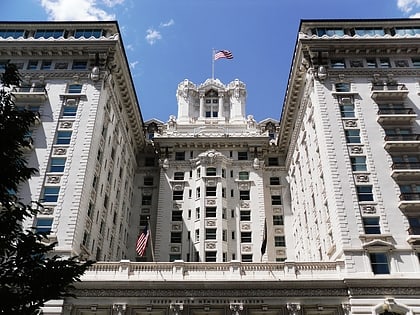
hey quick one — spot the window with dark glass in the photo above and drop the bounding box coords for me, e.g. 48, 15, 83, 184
175, 151, 185, 160
62, 105, 78, 117
241, 254, 253, 262
206, 186, 216, 197
351, 156, 367, 171
330, 59, 346, 69
275, 236, 286, 247
174, 172, 184, 180
145, 157, 155, 166
72, 60, 88, 70
141, 195, 152, 205
171, 232, 182, 243
240, 210, 251, 221
268, 157, 279, 166
41, 60, 52, 70
335, 82, 350, 92
357, 186, 374, 202
205, 207, 217, 218
206, 167, 216, 176
74, 29, 103, 38
238, 151, 248, 160
68, 84, 83, 93
205, 251, 216, 262
345, 129, 361, 143
273, 215, 284, 225
0, 29, 25, 39
366, 59, 377, 68
241, 232, 252, 243
270, 177, 280, 185
49, 157, 66, 172
370, 252, 390, 274
34, 29, 64, 39
27, 60, 38, 70
56, 131, 72, 145
205, 228, 217, 240
239, 190, 250, 200
363, 217, 381, 234
42, 187, 60, 203
172, 210, 183, 221
173, 190, 184, 200
239, 171, 249, 180
35, 217, 53, 233
271, 195, 282, 205
144, 177, 154, 186
340, 104, 355, 118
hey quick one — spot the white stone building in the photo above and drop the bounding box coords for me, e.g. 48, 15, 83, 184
1, 19, 420, 315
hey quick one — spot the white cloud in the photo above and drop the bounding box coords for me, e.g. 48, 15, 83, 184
160, 19, 175, 28
102, 0, 124, 7
397, 0, 420, 13
130, 61, 139, 69
145, 28, 162, 45
40, 0, 115, 21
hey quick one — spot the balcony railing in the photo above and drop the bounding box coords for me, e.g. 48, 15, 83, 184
378, 108, 415, 115
371, 83, 409, 101
392, 162, 420, 170
400, 192, 420, 201
384, 134, 420, 141
377, 108, 417, 124
13, 86, 48, 101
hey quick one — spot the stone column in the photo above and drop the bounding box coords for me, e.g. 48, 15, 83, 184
218, 93, 224, 118
199, 93, 205, 118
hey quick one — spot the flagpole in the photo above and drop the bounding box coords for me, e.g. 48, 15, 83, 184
211, 48, 215, 80
148, 217, 155, 262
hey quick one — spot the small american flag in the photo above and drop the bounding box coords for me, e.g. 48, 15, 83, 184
214, 50, 233, 60
136, 223, 150, 256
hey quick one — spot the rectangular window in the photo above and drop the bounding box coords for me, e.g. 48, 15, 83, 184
271, 195, 282, 205
169, 254, 181, 262
196, 207, 200, 219
72, 60, 88, 70
274, 236, 286, 247
240, 210, 251, 221
145, 157, 155, 166
239, 190, 250, 200
241, 232, 252, 243
0, 29, 25, 39
205, 251, 217, 262
41, 60, 52, 70
195, 229, 200, 241
238, 171, 249, 180
351, 156, 367, 171
268, 157, 279, 166
74, 29, 103, 38
412, 58, 420, 68
355, 28, 385, 36
205, 207, 217, 218
141, 195, 152, 205
370, 252, 390, 274
174, 171, 184, 180
222, 230, 227, 242
330, 59, 346, 69
366, 59, 377, 68
357, 186, 374, 202
68, 84, 83, 93
27, 60, 38, 70
345, 129, 361, 143
273, 215, 284, 225
241, 254, 253, 262
34, 29, 64, 39
35, 217, 53, 233
171, 232, 182, 243
172, 190, 184, 200
206, 167, 217, 176
42, 187, 60, 203
335, 82, 350, 92
238, 151, 248, 160
62, 105, 78, 117
139, 215, 149, 226
363, 217, 381, 234
314, 28, 344, 37
49, 157, 66, 172
270, 177, 280, 185
408, 217, 420, 235
206, 228, 217, 240
172, 210, 183, 221
175, 152, 185, 160
340, 104, 355, 118
144, 177, 154, 186
206, 186, 216, 197
56, 131, 72, 145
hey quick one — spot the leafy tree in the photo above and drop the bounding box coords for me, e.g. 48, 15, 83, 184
0, 63, 93, 315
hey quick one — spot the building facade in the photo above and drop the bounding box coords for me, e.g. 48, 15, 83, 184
1, 19, 420, 315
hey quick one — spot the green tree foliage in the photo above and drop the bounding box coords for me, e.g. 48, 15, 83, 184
0, 63, 93, 315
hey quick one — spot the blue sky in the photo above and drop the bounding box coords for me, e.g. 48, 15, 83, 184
1, 0, 419, 122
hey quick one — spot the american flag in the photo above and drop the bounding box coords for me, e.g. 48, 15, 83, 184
214, 50, 233, 60
136, 223, 150, 256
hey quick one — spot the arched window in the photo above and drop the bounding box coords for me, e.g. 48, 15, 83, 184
205, 89, 219, 118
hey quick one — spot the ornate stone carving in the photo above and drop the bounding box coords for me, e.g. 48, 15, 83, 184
344, 120, 358, 128
53, 147, 67, 155
287, 303, 301, 315
47, 175, 61, 184
60, 121, 73, 129
170, 303, 183, 315
355, 174, 369, 183
230, 303, 243, 315
206, 199, 216, 205
206, 242, 216, 249
361, 205, 376, 214
238, 182, 250, 191
39, 206, 54, 215
241, 223, 251, 230
172, 223, 182, 231
240, 200, 250, 208
206, 220, 216, 227
113, 303, 126, 315
170, 246, 180, 252
241, 244, 252, 252
349, 146, 363, 154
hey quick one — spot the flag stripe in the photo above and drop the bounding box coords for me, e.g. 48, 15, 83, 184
214, 50, 233, 60
136, 224, 150, 256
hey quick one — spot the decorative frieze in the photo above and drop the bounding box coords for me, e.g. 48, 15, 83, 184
241, 244, 252, 252
53, 147, 67, 155
361, 205, 376, 214
46, 175, 61, 184
349, 146, 363, 155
